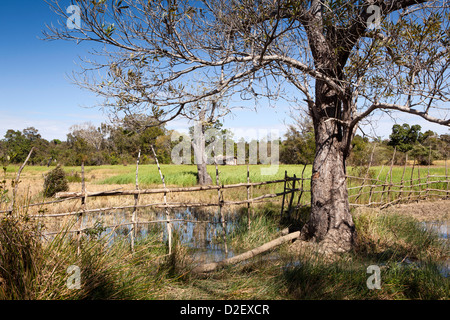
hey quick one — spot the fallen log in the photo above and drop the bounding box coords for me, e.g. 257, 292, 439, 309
191, 231, 301, 274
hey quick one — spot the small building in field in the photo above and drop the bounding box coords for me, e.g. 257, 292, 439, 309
215, 155, 237, 165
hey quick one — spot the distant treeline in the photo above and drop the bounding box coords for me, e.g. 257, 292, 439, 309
0, 118, 173, 166
0, 117, 279, 166
0, 117, 448, 167
279, 121, 449, 167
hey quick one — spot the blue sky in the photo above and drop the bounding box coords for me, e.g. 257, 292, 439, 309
0, 1, 448, 142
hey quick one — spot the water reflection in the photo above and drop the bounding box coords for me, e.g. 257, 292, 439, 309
421, 221, 449, 240
421, 221, 449, 277
80, 207, 239, 263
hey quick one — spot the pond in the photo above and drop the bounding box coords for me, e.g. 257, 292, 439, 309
421, 221, 449, 277
80, 207, 241, 263
65, 209, 450, 277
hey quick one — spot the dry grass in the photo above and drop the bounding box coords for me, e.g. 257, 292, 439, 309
2, 164, 284, 237
353, 199, 450, 222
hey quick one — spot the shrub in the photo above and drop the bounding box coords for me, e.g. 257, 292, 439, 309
43, 165, 69, 197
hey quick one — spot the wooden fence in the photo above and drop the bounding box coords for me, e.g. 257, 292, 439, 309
346, 154, 449, 209
1, 148, 449, 254
41, 169, 308, 253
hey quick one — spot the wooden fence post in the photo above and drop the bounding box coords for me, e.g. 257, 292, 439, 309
280, 170, 287, 217
408, 159, 416, 202
296, 164, 307, 211
151, 145, 172, 255
383, 147, 396, 206
354, 144, 375, 205
214, 148, 228, 255
398, 154, 407, 204
131, 149, 141, 252
369, 165, 384, 206
77, 162, 86, 256
426, 146, 431, 200
446, 158, 449, 199
246, 163, 252, 230
287, 174, 296, 219
417, 163, 422, 201
9, 147, 34, 215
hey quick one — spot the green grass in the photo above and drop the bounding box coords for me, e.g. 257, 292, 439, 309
4, 162, 447, 187
0, 212, 183, 300
96, 164, 312, 187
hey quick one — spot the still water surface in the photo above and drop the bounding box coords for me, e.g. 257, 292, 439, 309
79, 209, 449, 276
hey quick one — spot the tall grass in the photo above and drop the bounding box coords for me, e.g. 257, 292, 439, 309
0, 210, 192, 299
228, 203, 283, 252
0, 214, 42, 299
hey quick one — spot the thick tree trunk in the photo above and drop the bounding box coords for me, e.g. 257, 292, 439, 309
300, 128, 356, 252
300, 81, 356, 253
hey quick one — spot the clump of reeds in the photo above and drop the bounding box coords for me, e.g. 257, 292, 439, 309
0, 213, 42, 299
353, 210, 447, 262
228, 204, 282, 252
0, 206, 192, 300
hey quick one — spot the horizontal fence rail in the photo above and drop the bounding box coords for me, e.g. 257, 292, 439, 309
53, 178, 301, 200
2, 147, 449, 254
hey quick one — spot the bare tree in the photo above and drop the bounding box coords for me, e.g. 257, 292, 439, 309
185, 97, 231, 185
69, 122, 104, 151
44, 0, 450, 252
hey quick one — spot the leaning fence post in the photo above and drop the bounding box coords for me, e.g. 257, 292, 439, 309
446, 158, 449, 199
287, 174, 297, 219
369, 165, 384, 206
151, 145, 172, 255
246, 163, 252, 230
383, 147, 396, 206
280, 170, 287, 217
9, 147, 34, 215
417, 163, 422, 201
214, 147, 228, 255
399, 154, 407, 204
426, 145, 431, 200
354, 144, 375, 205
131, 149, 141, 252
77, 161, 86, 256
408, 159, 416, 202
296, 164, 307, 210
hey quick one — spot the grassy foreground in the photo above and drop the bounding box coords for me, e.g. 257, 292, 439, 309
0, 202, 448, 300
